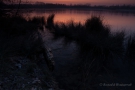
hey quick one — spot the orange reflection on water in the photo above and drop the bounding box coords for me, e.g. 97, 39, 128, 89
25, 9, 135, 33
54, 11, 88, 23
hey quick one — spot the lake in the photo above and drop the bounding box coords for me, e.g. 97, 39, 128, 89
23, 9, 135, 35
20, 9, 135, 90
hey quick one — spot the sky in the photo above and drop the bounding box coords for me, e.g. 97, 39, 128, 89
29, 0, 135, 5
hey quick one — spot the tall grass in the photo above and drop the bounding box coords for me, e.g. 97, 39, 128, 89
0, 15, 46, 36
46, 14, 124, 61
0, 15, 47, 60
45, 15, 125, 82
1, 13, 134, 89
85, 16, 110, 36
126, 36, 135, 61
0, 17, 47, 84
0, 15, 57, 89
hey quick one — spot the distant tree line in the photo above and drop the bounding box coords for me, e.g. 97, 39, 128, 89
2, 2, 135, 10
0, 0, 21, 16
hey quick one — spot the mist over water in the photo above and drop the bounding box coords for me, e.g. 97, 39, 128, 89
23, 9, 135, 35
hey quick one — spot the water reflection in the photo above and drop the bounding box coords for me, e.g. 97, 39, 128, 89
23, 9, 135, 34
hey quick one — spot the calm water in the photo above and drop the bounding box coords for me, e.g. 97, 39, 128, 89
23, 9, 135, 35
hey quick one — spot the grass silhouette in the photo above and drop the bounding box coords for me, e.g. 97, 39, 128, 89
0, 14, 58, 89
45, 14, 124, 62
45, 15, 126, 86
0, 15, 47, 60
0, 13, 135, 90
126, 36, 135, 61
45, 14, 132, 90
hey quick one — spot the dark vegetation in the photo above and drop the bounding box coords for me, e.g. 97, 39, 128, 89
45, 14, 135, 89
0, 1, 135, 89
126, 36, 135, 62
0, 2, 57, 88
0, 16, 57, 89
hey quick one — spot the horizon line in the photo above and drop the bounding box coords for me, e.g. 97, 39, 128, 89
20, 1, 135, 6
